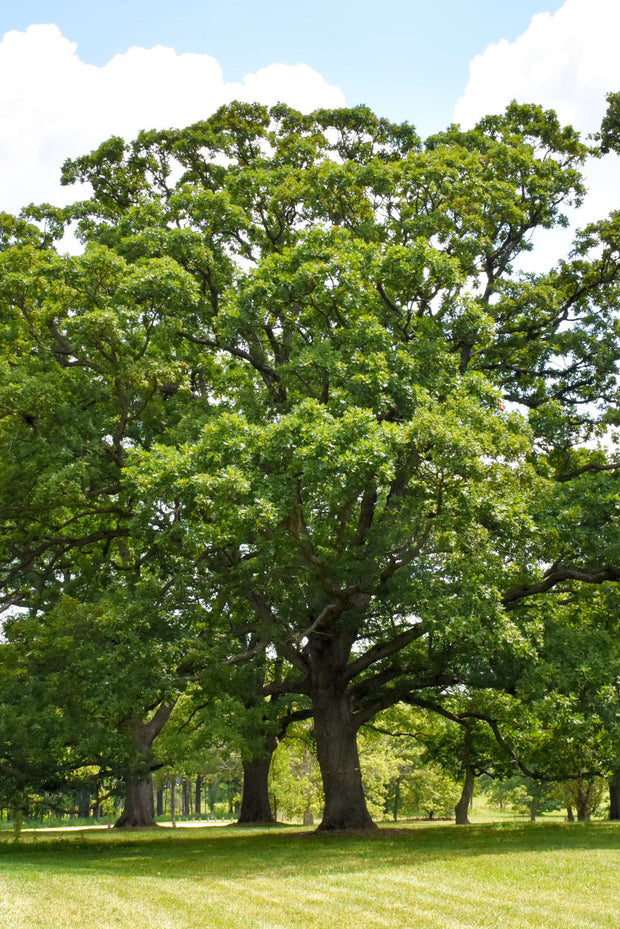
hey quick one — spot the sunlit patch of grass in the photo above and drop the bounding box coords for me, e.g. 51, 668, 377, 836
0, 822, 619, 928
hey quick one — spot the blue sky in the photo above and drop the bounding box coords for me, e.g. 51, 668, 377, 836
1, 0, 619, 244
3, 0, 566, 131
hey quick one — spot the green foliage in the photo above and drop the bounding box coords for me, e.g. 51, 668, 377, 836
480, 775, 563, 818
3, 100, 620, 827
359, 721, 460, 820
270, 725, 323, 823
595, 91, 620, 154
0, 593, 184, 808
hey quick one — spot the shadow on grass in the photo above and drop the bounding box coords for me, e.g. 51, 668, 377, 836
1, 821, 620, 880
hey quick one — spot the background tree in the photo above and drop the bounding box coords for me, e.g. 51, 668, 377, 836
0, 595, 181, 827
0, 219, 224, 825
500, 583, 620, 820
269, 723, 323, 824
372, 701, 511, 823
359, 717, 460, 821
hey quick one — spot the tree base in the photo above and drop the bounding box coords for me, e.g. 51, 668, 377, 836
315, 812, 378, 834
233, 819, 279, 827
114, 775, 156, 829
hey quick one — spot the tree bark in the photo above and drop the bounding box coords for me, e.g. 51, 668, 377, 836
575, 778, 594, 822
182, 778, 191, 818
208, 782, 216, 816
609, 773, 620, 820
77, 788, 91, 819
114, 702, 175, 829
238, 749, 276, 824
114, 773, 156, 828
170, 778, 177, 826
455, 765, 475, 825
311, 674, 376, 832
393, 778, 401, 822
195, 774, 203, 817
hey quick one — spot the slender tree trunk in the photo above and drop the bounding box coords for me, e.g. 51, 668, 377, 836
311, 679, 376, 832
182, 779, 191, 818
566, 804, 574, 822
609, 773, 620, 821
170, 779, 177, 826
208, 783, 216, 816
156, 787, 164, 817
238, 746, 276, 824
455, 765, 475, 825
303, 807, 314, 826
455, 720, 477, 825
527, 801, 537, 822
393, 777, 401, 822
195, 775, 203, 817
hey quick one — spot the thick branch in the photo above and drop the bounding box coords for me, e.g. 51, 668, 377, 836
345, 625, 427, 683
558, 462, 620, 482
502, 565, 620, 608
246, 590, 310, 675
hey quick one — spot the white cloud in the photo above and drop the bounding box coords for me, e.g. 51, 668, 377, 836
454, 0, 620, 270
455, 0, 620, 132
232, 63, 344, 113
0, 24, 345, 214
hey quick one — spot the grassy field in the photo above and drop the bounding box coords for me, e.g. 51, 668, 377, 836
1, 821, 618, 929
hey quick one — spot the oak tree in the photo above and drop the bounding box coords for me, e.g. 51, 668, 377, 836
4, 101, 620, 832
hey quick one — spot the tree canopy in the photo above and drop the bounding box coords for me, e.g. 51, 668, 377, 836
2, 99, 620, 830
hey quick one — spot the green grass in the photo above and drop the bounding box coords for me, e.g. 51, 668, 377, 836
1, 821, 619, 928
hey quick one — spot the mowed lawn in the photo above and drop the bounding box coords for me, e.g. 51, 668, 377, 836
1, 821, 619, 929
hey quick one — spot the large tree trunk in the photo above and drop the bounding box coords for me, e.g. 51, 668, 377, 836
77, 788, 91, 819
238, 749, 276, 824
311, 676, 376, 832
114, 702, 175, 829
609, 773, 620, 821
114, 774, 156, 828
235, 648, 283, 825
455, 765, 475, 825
